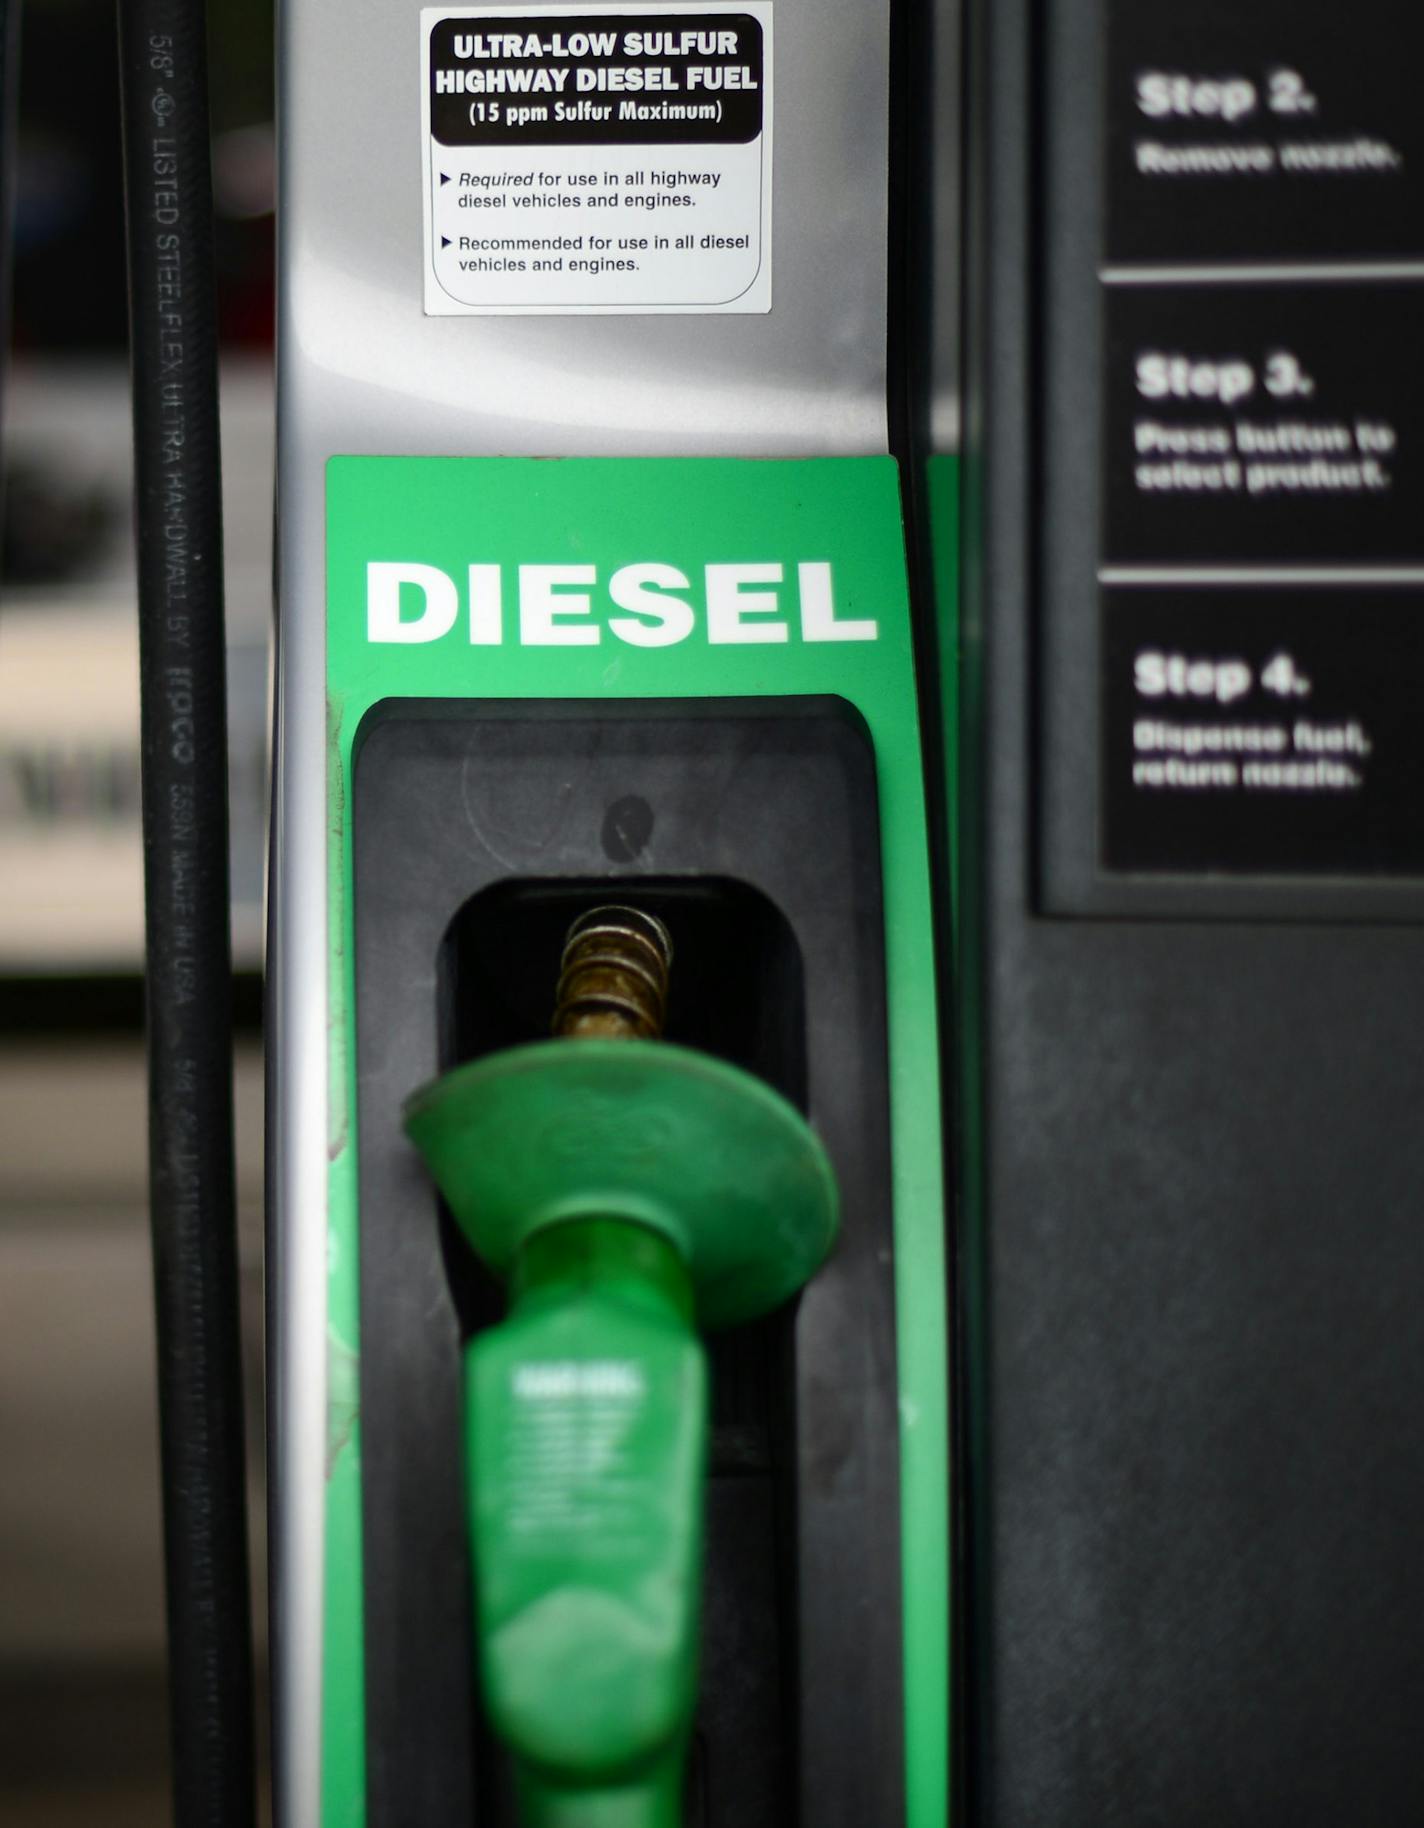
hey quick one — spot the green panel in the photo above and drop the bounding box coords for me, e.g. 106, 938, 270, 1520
323, 455, 951, 1825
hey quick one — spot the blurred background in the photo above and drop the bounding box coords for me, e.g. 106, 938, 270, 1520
2, 1, 274, 1818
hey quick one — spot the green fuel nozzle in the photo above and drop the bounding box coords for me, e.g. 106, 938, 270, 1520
403, 908, 839, 1826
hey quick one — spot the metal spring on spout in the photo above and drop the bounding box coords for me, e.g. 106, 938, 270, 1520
552, 906, 673, 1041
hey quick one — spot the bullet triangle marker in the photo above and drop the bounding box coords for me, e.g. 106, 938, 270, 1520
440, 172, 451, 185
441, 236, 452, 248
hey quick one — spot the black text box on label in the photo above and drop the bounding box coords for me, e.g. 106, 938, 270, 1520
1103, 282, 1424, 567
1106, 0, 1424, 266
430, 13, 764, 147
1102, 586, 1424, 876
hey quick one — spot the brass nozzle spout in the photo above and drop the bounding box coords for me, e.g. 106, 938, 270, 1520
552, 905, 673, 1042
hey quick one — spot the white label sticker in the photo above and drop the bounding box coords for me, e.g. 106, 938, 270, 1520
421, 4, 772, 314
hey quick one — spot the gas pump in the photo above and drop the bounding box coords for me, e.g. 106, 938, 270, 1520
79, 0, 1424, 1819
269, 1, 952, 1824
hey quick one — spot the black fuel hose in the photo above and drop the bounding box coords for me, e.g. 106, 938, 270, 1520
116, 3, 256, 1822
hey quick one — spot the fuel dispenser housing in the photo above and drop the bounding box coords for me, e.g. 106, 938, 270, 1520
955, 0, 1424, 1821
269, 2, 953, 1823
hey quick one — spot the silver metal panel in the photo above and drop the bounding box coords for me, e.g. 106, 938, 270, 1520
281, 4, 890, 463
272, 0, 895, 1821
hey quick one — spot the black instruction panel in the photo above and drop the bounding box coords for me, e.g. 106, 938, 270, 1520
1088, 0, 1424, 893
1105, 3, 1424, 267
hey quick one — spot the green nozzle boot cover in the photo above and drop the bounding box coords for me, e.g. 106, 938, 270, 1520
468, 1219, 705, 1828
405, 1039, 839, 1826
